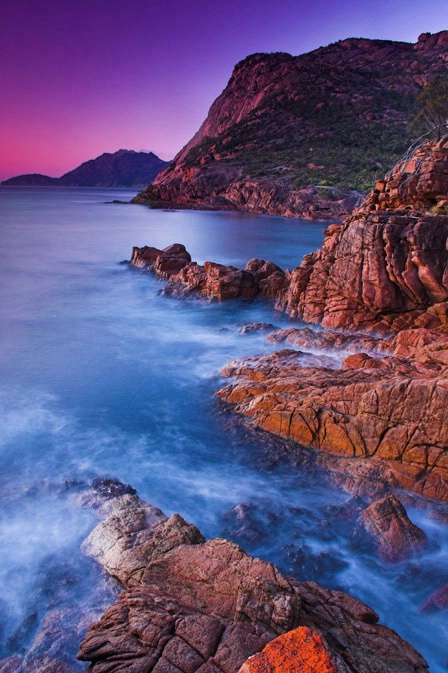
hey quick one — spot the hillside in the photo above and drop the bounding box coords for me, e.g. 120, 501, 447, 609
2, 150, 169, 188
135, 30, 448, 219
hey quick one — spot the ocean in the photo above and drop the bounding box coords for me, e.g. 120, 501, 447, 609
0, 186, 446, 671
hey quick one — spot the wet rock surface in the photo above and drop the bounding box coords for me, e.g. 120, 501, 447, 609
217, 346, 448, 502
78, 487, 429, 673
358, 494, 428, 562
130, 245, 287, 302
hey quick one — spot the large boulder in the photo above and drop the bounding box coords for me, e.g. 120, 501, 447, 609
358, 494, 428, 562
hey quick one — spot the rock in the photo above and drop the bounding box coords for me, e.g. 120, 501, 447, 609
200, 262, 257, 300
218, 348, 448, 502
299, 582, 428, 673
130, 243, 191, 278
318, 455, 402, 499
277, 138, 448, 332
0, 655, 77, 673
22, 608, 95, 670
239, 322, 276, 335
132, 33, 448, 219
221, 503, 265, 543
237, 626, 347, 673
266, 326, 390, 355
421, 582, 448, 612
215, 137, 448, 502
78, 494, 429, 673
359, 494, 428, 562
79, 529, 302, 672
0, 658, 23, 673
132, 244, 288, 303
81, 498, 199, 586
130, 245, 163, 269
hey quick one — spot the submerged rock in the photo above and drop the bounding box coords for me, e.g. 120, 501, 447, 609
359, 494, 428, 562
421, 582, 448, 612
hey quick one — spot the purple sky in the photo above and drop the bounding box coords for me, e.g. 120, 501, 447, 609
2, 0, 448, 181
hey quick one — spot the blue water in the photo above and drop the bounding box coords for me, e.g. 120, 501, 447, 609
0, 187, 446, 671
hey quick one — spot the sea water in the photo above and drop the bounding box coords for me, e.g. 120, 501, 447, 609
0, 187, 446, 671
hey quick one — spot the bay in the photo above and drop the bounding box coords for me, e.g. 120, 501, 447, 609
0, 187, 446, 672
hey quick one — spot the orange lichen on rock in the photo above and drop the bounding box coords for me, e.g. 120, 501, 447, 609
237, 626, 343, 673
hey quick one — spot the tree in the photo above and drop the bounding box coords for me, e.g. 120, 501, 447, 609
410, 74, 448, 139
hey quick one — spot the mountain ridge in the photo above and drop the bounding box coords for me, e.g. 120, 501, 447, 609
135, 30, 448, 219
2, 149, 169, 188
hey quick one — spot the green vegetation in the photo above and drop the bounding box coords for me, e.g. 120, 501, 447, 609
182, 103, 413, 192
180, 74, 419, 193
410, 74, 448, 138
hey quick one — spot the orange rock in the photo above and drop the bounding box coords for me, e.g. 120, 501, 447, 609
237, 626, 342, 673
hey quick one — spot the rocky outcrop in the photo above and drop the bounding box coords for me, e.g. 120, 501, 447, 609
78, 486, 428, 673
130, 245, 288, 302
2, 150, 169, 188
358, 494, 428, 562
211, 137, 448, 503
134, 32, 448, 218
217, 343, 448, 502
277, 137, 448, 331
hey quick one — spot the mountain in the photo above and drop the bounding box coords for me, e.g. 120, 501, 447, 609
134, 30, 448, 219
1, 150, 169, 188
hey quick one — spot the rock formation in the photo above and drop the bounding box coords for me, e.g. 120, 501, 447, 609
1, 150, 169, 188
216, 137, 448, 503
277, 137, 448, 332
78, 482, 428, 673
358, 494, 428, 562
421, 582, 448, 612
130, 245, 287, 301
134, 31, 448, 218
130, 135, 448, 504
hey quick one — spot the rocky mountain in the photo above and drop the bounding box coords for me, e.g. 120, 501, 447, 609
135, 30, 448, 219
1, 149, 169, 188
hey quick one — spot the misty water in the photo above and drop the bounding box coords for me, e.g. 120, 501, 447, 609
0, 187, 446, 671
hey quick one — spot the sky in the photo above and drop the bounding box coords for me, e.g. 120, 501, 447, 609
1, 0, 448, 181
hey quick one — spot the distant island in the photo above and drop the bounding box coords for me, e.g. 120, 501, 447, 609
1, 149, 170, 188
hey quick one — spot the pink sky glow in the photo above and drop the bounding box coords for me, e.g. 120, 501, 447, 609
2, 0, 448, 181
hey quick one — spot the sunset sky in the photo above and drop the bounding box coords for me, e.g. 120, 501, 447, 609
2, 0, 448, 181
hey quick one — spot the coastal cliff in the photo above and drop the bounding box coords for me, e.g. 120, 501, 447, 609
134, 31, 448, 218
